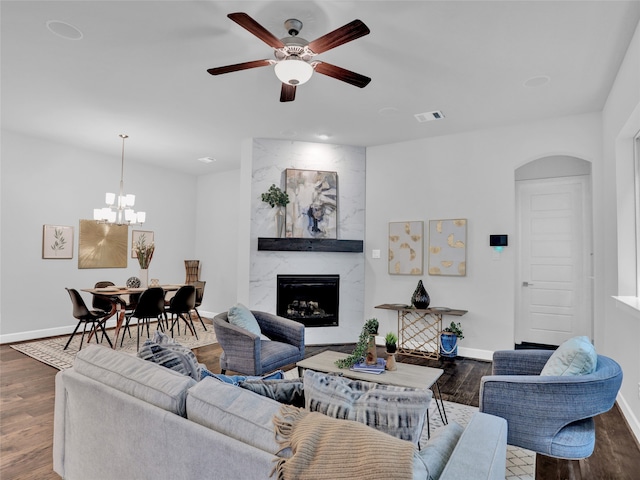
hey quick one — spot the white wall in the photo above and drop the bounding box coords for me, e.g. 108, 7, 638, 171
195, 169, 241, 315
0, 130, 197, 342
365, 113, 602, 359
602, 20, 640, 441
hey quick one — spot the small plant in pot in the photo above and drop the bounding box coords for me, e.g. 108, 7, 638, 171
384, 332, 398, 353
384, 332, 398, 371
335, 318, 379, 369
441, 321, 464, 358
260, 184, 289, 237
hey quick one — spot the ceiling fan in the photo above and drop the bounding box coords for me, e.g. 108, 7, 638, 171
207, 12, 371, 102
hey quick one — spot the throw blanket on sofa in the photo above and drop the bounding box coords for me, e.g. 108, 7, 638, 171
272, 405, 415, 480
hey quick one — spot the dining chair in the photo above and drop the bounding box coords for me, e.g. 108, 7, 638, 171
120, 287, 166, 350
190, 280, 207, 331
166, 285, 198, 339
64, 288, 113, 351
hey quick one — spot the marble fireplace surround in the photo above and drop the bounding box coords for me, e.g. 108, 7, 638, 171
248, 139, 366, 345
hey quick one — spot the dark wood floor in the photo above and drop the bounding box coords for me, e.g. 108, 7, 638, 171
2, 325, 639, 479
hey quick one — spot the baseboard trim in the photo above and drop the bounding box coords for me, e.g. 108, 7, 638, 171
617, 392, 640, 446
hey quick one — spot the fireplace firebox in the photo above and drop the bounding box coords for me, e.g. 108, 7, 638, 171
277, 275, 339, 327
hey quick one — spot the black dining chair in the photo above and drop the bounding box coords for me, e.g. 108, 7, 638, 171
166, 285, 198, 339
190, 280, 207, 331
64, 288, 113, 351
120, 287, 166, 350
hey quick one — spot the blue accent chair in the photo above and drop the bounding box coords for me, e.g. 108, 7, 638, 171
479, 349, 622, 459
213, 310, 305, 376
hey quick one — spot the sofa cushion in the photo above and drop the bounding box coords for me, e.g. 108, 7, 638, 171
303, 369, 431, 444
186, 377, 290, 457
412, 422, 464, 480
228, 303, 261, 336
540, 336, 597, 376
138, 331, 202, 380
73, 344, 196, 416
239, 378, 305, 407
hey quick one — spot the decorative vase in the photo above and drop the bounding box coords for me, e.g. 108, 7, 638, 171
365, 334, 378, 365
386, 352, 397, 371
139, 268, 148, 289
411, 280, 431, 309
275, 207, 285, 238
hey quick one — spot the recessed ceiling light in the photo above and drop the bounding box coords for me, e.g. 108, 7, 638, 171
317, 133, 331, 140
46, 20, 83, 40
198, 157, 216, 164
523, 75, 551, 88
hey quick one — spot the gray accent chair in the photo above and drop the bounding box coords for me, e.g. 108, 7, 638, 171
479, 349, 623, 459
213, 310, 305, 376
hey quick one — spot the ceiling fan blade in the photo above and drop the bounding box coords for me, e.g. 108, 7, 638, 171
313, 62, 371, 88
307, 19, 370, 54
280, 83, 296, 102
207, 59, 272, 75
228, 12, 285, 49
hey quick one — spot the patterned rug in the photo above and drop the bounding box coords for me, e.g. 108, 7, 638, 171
283, 369, 535, 479
10, 319, 216, 370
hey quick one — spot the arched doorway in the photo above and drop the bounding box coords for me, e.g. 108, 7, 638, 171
515, 156, 593, 346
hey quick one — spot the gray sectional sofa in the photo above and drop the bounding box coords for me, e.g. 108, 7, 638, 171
53, 345, 507, 480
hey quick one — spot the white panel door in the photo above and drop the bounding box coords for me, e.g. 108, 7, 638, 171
516, 176, 592, 346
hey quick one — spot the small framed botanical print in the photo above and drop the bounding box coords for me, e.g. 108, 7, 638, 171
42, 225, 74, 259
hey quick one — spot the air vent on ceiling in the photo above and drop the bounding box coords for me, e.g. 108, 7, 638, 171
414, 110, 445, 123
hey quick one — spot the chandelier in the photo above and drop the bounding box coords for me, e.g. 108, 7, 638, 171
93, 134, 146, 225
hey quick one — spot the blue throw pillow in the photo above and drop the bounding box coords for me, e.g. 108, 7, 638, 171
228, 303, 261, 336
540, 336, 597, 376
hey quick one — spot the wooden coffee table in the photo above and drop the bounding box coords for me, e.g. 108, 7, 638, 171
296, 350, 447, 429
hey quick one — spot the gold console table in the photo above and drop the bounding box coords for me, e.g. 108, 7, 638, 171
375, 304, 468, 360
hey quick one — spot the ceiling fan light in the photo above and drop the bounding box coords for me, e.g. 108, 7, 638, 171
274, 58, 313, 86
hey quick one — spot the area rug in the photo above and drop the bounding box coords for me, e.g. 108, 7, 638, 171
10, 320, 216, 371
283, 369, 535, 480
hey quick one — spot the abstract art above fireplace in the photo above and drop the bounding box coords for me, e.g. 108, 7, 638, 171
285, 169, 337, 239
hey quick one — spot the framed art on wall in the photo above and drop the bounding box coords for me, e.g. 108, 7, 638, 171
388, 221, 423, 275
285, 169, 338, 239
42, 225, 74, 259
428, 219, 467, 276
78, 219, 128, 269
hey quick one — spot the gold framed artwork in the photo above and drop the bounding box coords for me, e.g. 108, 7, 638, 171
388, 221, 423, 275
131, 230, 154, 258
78, 219, 128, 269
428, 219, 467, 276
42, 225, 74, 259
285, 169, 338, 239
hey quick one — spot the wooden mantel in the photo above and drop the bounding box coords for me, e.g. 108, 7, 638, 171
257, 237, 363, 253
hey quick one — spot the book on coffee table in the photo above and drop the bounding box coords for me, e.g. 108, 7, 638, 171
349, 358, 386, 374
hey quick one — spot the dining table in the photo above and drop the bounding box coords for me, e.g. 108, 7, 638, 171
82, 284, 185, 348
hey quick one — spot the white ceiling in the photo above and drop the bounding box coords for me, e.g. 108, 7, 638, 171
2, 1, 639, 176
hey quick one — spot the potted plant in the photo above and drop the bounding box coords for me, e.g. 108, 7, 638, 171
335, 318, 379, 369
384, 331, 398, 371
441, 321, 464, 358
261, 184, 290, 238
384, 332, 398, 353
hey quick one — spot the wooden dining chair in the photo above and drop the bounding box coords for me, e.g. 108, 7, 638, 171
64, 288, 113, 351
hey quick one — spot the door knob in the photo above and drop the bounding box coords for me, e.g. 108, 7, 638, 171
522, 281, 534, 287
